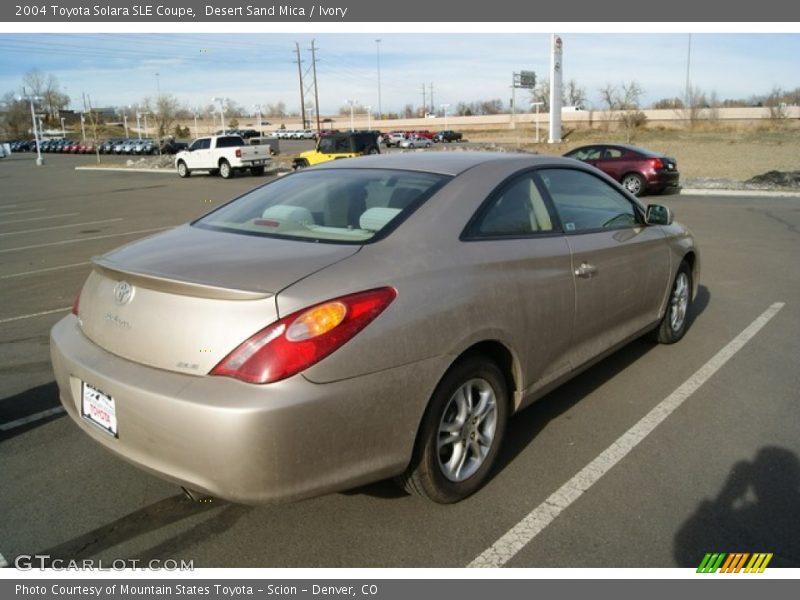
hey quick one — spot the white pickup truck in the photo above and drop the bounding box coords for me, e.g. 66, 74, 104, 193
175, 134, 271, 179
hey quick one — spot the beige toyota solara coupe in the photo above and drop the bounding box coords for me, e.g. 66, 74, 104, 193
51, 152, 699, 504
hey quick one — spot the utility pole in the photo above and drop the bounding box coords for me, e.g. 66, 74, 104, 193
375, 39, 382, 120
310, 39, 321, 133
421, 84, 426, 116
295, 42, 307, 129
429, 82, 434, 114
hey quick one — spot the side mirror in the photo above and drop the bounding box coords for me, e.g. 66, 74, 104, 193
645, 204, 673, 226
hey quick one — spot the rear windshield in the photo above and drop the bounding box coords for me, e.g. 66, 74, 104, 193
194, 168, 450, 244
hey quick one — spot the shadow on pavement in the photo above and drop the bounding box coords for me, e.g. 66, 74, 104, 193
673, 446, 800, 568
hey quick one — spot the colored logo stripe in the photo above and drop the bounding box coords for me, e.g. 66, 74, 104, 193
697, 553, 773, 573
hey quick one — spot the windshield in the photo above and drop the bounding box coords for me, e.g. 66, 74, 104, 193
194, 168, 450, 244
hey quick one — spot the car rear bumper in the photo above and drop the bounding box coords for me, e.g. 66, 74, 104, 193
647, 170, 681, 192
51, 316, 446, 504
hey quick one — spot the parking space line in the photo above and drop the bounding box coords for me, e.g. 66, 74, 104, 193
0, 307, 71, 324
0, 208, 46, 216
0, 226, 172, 254
468, 302, 785, 568
0, 204, 19, 209
0, 407, 65, 432
0, 262, 92, 280
0, 212, 80, 225
0, 218, 123, 237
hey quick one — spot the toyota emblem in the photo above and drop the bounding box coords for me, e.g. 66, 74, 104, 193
113, 281, 134, 306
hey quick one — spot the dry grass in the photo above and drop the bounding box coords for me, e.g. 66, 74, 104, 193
469, 126, 800, 181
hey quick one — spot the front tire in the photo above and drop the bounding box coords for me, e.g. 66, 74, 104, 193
653, 261, 692, 344
397, 355, 508, 503
219, 159, 233, 179
176, 161, 190, 178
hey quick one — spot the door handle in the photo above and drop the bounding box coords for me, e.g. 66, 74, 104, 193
574, 262, 598, 278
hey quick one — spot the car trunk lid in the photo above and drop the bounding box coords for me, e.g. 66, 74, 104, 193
77, 225, 360, 375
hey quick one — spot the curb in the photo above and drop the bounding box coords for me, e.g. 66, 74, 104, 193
680, 188, 800, 198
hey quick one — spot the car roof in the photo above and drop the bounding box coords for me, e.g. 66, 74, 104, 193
314, 151, 576, 176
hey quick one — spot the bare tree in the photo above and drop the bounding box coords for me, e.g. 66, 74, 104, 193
599, 81, 646, 141
530, 77, 551, 112
765, 86, 789, 120
266, 101, 286, 118
22, 69, 69, 122
0, 92, 33, 137
82, 93, 102, 164
564, 79, 587, 107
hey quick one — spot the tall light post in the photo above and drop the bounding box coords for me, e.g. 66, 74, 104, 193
253, 104, 263, 133
440, 103, 450, 130
21, 93, 43, 165
345, 99, 358, 132
135, 111, 142, 139
193, 112, 199, 138
375, 39, 382, 121
365, 105, 372, 130
140, 111, 150, 138
212, 97, 227, 134
531, 102, 543, 143
60, 117, 66, 138
122, 114, 129, 137
80, 113, 86, 142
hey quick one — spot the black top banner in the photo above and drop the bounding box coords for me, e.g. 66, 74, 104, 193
2, 0, 799, 22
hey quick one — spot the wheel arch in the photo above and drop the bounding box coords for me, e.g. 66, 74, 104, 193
448, 339, 522, 414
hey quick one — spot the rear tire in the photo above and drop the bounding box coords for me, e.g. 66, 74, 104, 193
397, 355, 508, 503
176, 161, 190, 178
621, 172, 646, 196
652, 261, 692, 344
219, 159, 233, 179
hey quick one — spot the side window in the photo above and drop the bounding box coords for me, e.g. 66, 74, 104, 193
537, 168, 638, 232
189, 138, 209, 151
600, 147, 623, 159
568, 146, 600, 160
472, 174, 554, 237
198, 138, 212, 150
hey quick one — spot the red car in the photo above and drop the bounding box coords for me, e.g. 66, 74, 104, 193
563, 143, 680, 196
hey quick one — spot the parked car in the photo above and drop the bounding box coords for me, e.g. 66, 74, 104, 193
175, 134, 271, 179
434, 130, 463, 143
398, 135, 433, 149
383, 131, 407, 147
133, 139, 156, 155
563, 143, 680, 196
292, 131, 380, 169
100, 139, 123, 154
410, 130, 434, 140
52, 152, 698, 505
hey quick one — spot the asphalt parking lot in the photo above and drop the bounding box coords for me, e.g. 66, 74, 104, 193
1, 153, 798, 569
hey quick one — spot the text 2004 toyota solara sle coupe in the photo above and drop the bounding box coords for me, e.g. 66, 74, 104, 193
51, 152, 699, 504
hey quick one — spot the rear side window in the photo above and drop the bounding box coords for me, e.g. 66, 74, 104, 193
537, 168, 638, 232
194, 168, 450, 244
216, 136, 245, 148
469, 174, 554, 237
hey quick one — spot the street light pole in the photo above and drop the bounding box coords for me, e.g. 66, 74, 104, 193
80, 113, 86, 142
375, 39, 382, 121
531, 102, 543, 143
345, 99, 358, 132
440, 103, 450, 130
135, 111, 142, 139
365, 106, 372, 130
23, 94, 43, 166
123, 114, 129, 137
141, 112, 150, 138
212, 97, 227, 134
60, 117, 66, 138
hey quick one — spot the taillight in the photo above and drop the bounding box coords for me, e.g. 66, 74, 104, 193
71, 293, 81, 316
649, 158, 664, 170
235, 148, 242, 158
211, 287, 397, 384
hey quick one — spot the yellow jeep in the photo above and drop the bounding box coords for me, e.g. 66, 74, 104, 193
292, 132, 381, 170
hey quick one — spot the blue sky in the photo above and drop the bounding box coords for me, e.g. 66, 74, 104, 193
0, 33, 797, 114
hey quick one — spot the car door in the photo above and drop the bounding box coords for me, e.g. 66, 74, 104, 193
464, 172, 576, 398
187, 138, 212, 169
535, 167, 671, 369
591, 146, 626, 181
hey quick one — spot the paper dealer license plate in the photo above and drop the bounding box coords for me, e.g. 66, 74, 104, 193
81, 382, 118, 437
